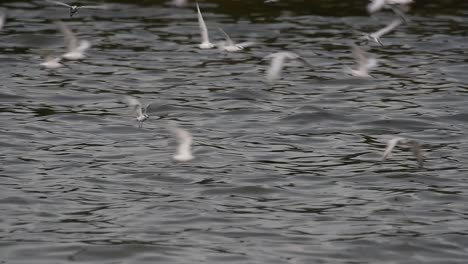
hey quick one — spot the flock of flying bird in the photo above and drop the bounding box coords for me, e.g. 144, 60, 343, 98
2, 0, 423, 166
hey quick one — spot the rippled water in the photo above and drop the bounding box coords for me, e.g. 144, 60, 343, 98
1, 0, 468, 263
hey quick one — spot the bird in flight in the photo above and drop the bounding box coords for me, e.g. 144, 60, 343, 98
120, 95, 154, 128
345, 43, 378, 78
168, 125, 194, 162
46, 0, 109, 17
265, 51, 312, 83
56, 20, 91, 60
382, 137, 424, 168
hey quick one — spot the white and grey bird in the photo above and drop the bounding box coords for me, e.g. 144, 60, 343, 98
367, 0, 413, 21
196, 2, 214, 49
264, 51, 311, 83
345, 43, 378, 78
120, 95, 153, 128
217, 28, 255, 52
360, 19, 402, 46
40, 55, 64, 69
168, 125, 194, 162
56, 20, 91, 60
46, 0, 109, 17
382, 137, 423, 168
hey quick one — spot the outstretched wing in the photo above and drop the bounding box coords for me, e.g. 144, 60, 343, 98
218, 27, 235, 46
266, 53, 286, 83
80, 5, 110, 10
196, 2, 210, 44
121, 95, 143, 117
373, 19, 402, 39
383, 137, 405, 159
56, 20, 78, 52
46, 0, 72, 8
408, 141, 423, 168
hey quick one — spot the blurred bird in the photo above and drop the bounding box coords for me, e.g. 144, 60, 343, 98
56, 20, 91, 60
367, 0, 413, 21
168, 125, 194, 162
217, 28, 255, 52
196, 2, 214, 49
46, 0, 109, 17
40, 55, 64, 69
265, 51, 311, 83
345, 43, 378, 78
120, 95, 154, 128
359, 19, 402, 46
382, 137, 423, 168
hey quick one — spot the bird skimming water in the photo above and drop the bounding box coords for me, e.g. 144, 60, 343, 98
121, 96, 154, 128
382, 137, 423, 168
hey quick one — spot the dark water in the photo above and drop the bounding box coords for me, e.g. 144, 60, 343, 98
1, 0, 468, 263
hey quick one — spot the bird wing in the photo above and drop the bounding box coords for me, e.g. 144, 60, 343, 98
56, 20, 78, 52
387, 0, 413, 4
408, 141, 423, 168
218, 27, 235, 46
0, 10, 6, 30
176, 128, 192, 154
266, 54, 286, 83
365, 57, 378, 70
121, 95, 143, 117
236, 41, 255, 49
383, 137, 405, 159
77, 40, 91, 53
373, 19, 402, 38
367, 0, 386, 13
79, 5, 110, 10
351, 43, 367, 69
46, 0, 72, 8
196, 2, 210, 44
143, 102, 157, 114
169, 126, 193, 159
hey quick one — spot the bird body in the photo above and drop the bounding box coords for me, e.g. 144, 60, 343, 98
121, 96, 151, 128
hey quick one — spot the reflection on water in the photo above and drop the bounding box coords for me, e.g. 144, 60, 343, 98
1, 0, 468, 263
